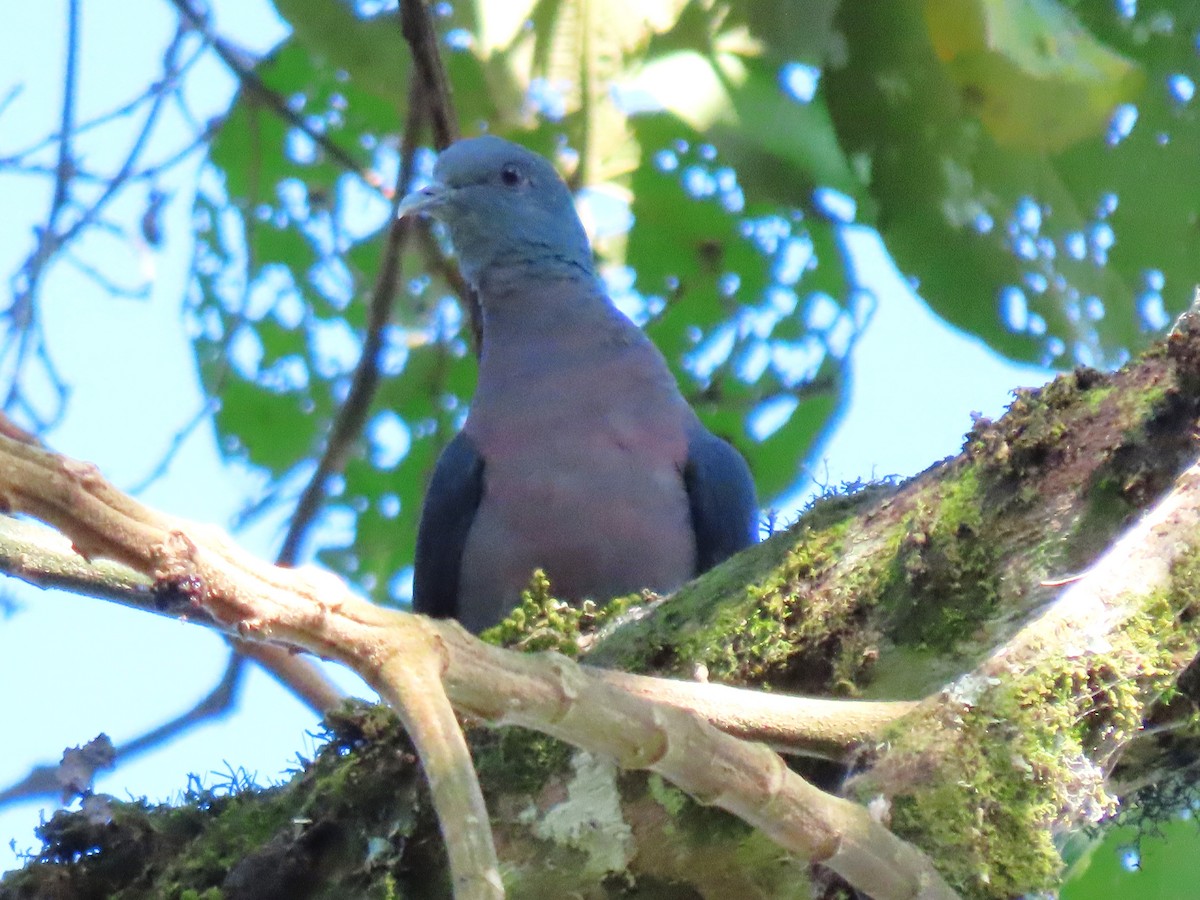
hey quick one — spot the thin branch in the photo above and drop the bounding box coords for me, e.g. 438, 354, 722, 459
416, 223, 483, 354
0, 419, 958, 899
0, 85, 21, 124
275, 100, 420, 566
398, 0, 489, 350
275, 0, 464, 566
2, 20, 192, 429
599, 670, 916, 758
376, 628, 503, 898
165, 0, 381, 192
0, 513, 341, 812
0, 654, 245, 807
230, 637, 343, 712
48, 0, 81, 230
0, 514, 168, 615
399, 0, 459, 149
0, 71, 174, 165
0, 514, 342, 711
129, 397, 218, 494
54, 26, 188, 251
0, 0, 84, 425
64, 249, 151, 299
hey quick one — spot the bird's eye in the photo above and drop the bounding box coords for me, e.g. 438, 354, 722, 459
500, 164, 523, 187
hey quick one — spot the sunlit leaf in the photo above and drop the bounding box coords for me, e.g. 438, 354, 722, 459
269, 0, 409, 105
924, 0, 1143, 152
827, 0, 1199, 369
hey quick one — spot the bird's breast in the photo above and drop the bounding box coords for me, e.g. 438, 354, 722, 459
455, 360, 698, 632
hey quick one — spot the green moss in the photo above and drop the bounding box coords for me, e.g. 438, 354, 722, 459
966, 371, 1088, 488
1082, 383, 1116, 410
881, 465, 999, 653
483, 569, 643, 656
863, 543, 1200, 898
1067, 474, 1136, 569
795, 479, 899, 533
634, 774, 812, 898
580, 475, 926, 695
472, 728, 574, 797
667, 517, 884, 692
0, 701, 435, 900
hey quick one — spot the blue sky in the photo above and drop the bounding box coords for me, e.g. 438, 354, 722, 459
0, 0, 1051, 872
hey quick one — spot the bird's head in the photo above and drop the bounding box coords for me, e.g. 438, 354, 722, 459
398, 136, 594, 287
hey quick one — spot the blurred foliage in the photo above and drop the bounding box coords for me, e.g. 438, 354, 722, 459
189, 0, 1200, 605
1061, 817, 1200, 899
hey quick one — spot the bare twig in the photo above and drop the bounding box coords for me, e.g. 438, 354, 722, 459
54, 27, 187, 251
0, 85, 21, 124
0, 654, 245, 807
48, 0, 81, 229
275, 95, 420, 566
165, 0, 380, 192
64, 250, 151, 299
1, 19, 193, 430
229, 636, 343, 712
0, 0, 83, 426
0, 75, 170, 165
399, 0, 458, 149
129, 397, 218, 494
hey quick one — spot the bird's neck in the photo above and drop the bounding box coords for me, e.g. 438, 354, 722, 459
473, 266, 646, 383
477, 266, 617, 338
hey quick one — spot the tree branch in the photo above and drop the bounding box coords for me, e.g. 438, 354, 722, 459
275, 83, 421, 567
48, 0, 80, 230
165, 0, 379, 191
852, 448, 1200, 895
0, 515, 343, 808
0, 417, 957, 899
0, 512, 909, 760
399, 0, 458, 149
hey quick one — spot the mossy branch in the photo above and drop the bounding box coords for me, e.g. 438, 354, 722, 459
857, 453, 1200, 896
0, 415, 957, 899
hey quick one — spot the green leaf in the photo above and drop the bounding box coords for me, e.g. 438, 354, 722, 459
627, 49, 860, 200
268, 0, 409, 105
630, 114, 852, 500
924, 0, 1143, 152
826, 0, 1194, 369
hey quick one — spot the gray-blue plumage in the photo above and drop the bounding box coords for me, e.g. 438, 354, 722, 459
402, 135, 757, 633
411, 431, 484, 621
683, 424, 760, 572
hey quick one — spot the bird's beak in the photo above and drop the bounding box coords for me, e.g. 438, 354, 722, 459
397, 181, 450, 219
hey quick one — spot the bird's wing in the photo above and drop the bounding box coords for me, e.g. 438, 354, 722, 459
412, 431, 485, 619
683, 425, 759, 572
